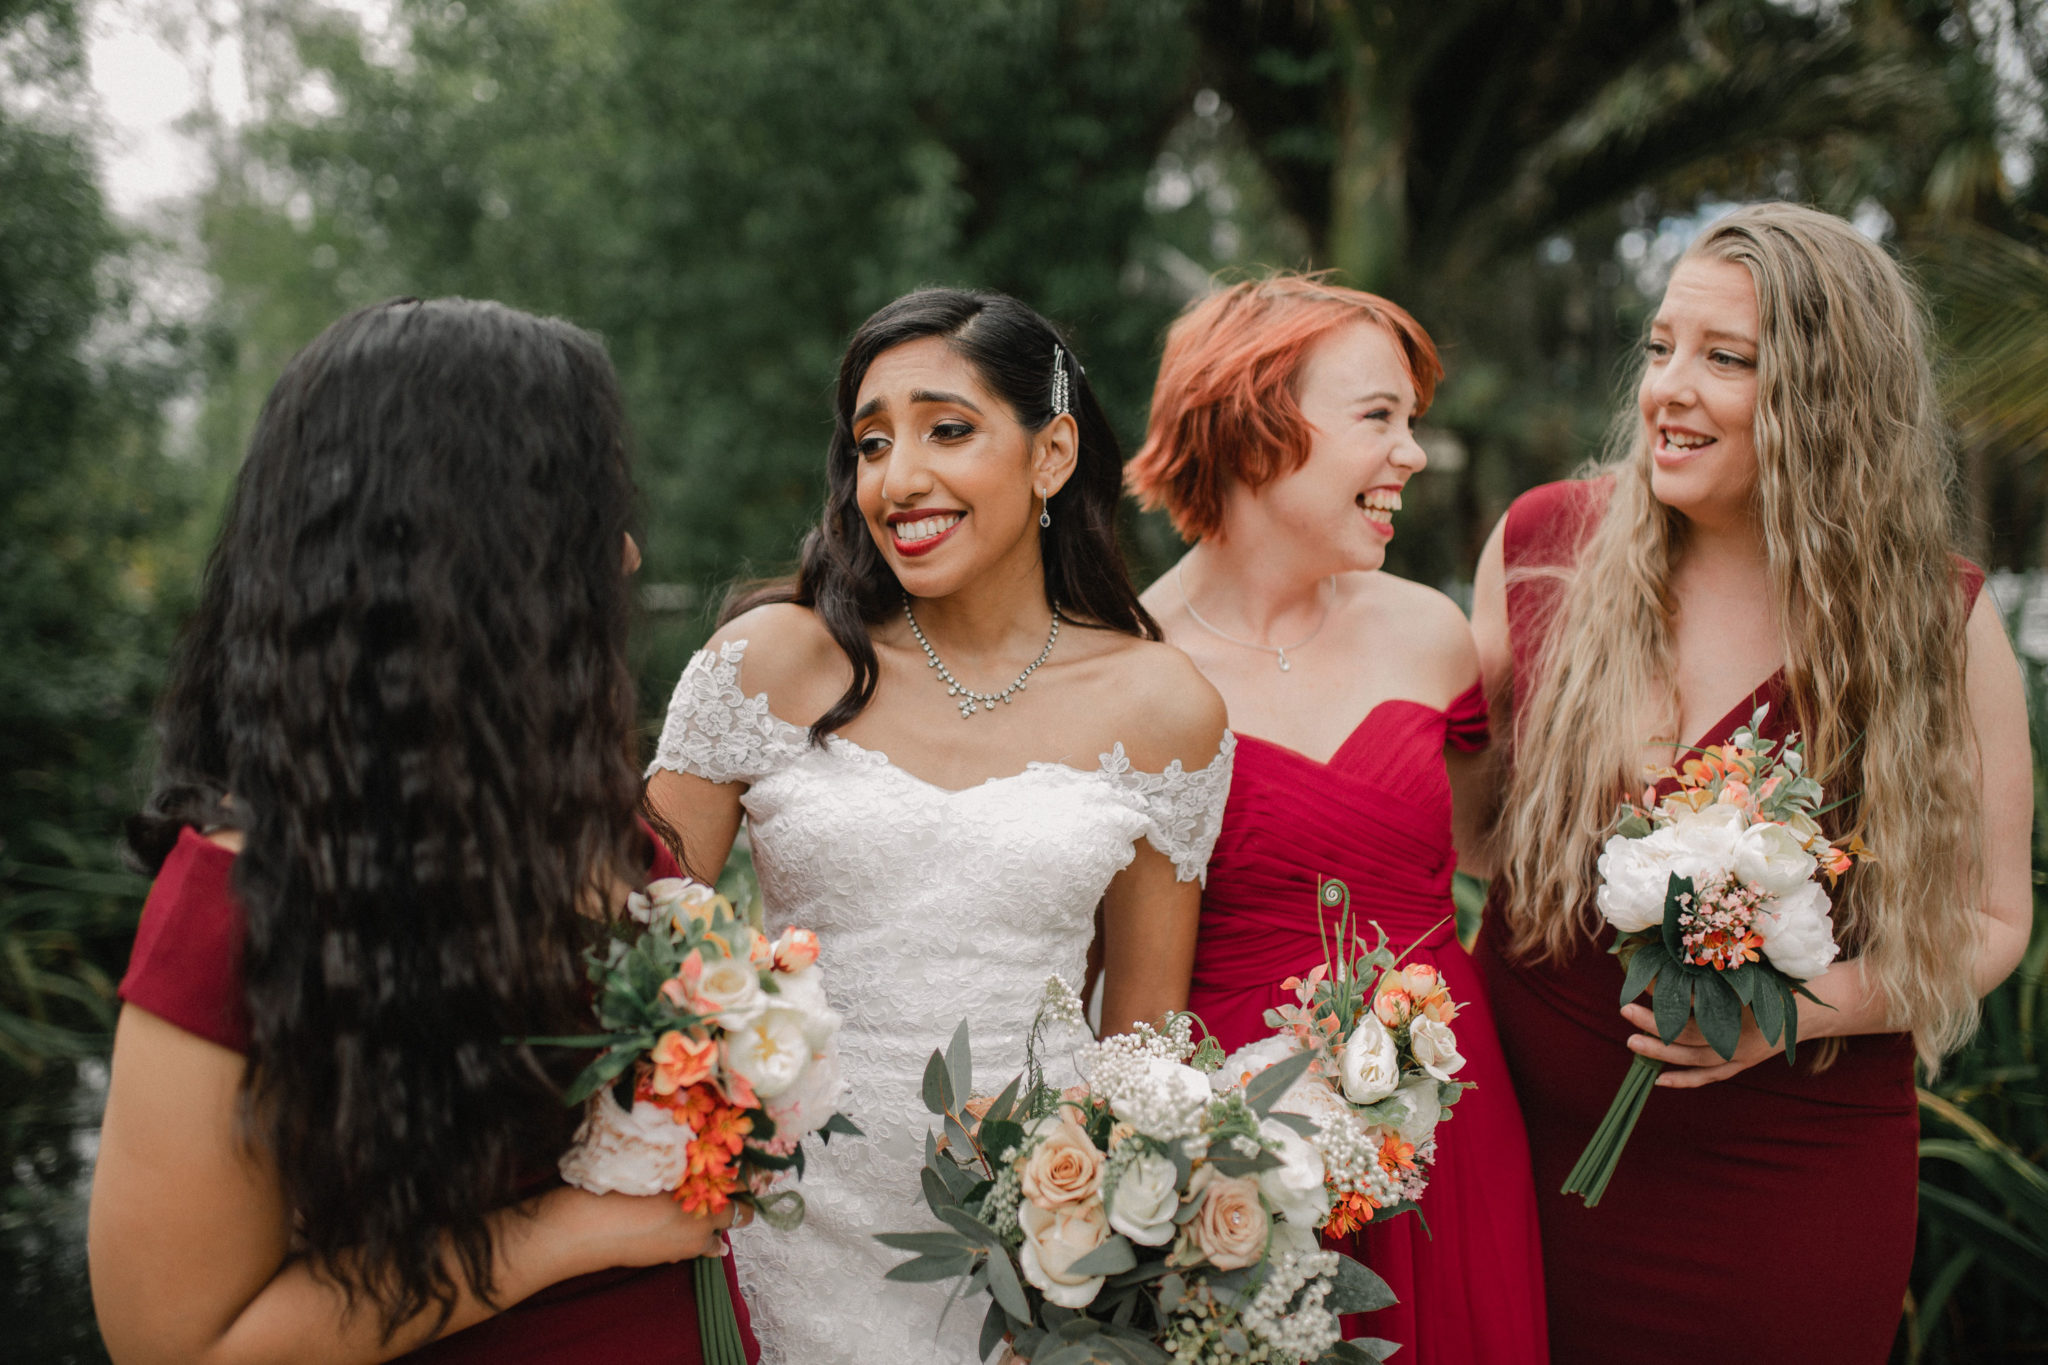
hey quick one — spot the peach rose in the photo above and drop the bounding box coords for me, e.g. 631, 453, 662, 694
1019, 1114, 1104, 1210
771, 927, 821, 973
1373, 984, 1414, 1027
1017, 1197, 1111, 1309
1184, 1166, 1268, 1270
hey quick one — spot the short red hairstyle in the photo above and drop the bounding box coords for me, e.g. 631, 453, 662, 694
1126, 275, 1443, 542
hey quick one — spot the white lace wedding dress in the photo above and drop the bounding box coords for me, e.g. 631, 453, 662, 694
648, 640, 1233, 1365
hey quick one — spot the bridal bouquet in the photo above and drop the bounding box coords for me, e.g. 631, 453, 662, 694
1214, 878, 1470, 1241
533, 878, 860, 1363
1561, 704, 1861, 1206
879, 979, 1399, 1365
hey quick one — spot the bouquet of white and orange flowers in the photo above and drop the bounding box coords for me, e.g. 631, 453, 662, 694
1213, 878, 1470, 1241
532, 879, 860, 1364
1561, 704, 1863, 1206
878, 979, 1399, 1365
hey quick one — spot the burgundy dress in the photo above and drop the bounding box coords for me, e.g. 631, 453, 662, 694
1471, 478, 1981, 1364
1188, 686, 1548, 1364
118, 824, 759, 1365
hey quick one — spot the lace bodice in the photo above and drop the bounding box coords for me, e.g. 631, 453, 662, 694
648, 640, 1233, 1364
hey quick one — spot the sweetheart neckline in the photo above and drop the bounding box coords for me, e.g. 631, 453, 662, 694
1233, 693, 1464, 769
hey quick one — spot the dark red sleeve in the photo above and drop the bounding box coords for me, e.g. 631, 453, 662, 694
1443, 678, 1490, 753
1954, 554, 1987, 606
118, 827, 251, 1054
1501, 478, 1612, 709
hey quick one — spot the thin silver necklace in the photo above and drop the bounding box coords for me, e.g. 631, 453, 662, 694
1175, 561, 1332, 672
903, 597, 1061, 719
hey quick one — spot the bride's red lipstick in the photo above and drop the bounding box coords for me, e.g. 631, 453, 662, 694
886, 509, 965, 558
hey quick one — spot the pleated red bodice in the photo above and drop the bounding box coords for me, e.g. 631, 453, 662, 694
1189, 685, 1548, 1365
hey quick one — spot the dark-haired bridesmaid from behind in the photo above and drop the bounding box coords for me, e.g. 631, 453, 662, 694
89, 298, 756, 1364
1130, 275, 1546, 1365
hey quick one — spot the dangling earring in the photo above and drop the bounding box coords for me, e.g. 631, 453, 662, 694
1038, 488, 1051, 529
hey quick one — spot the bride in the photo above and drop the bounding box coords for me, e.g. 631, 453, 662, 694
645, 288, 1233, 1364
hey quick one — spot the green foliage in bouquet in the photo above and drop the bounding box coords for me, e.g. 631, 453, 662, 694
879, 997, 1398, 1365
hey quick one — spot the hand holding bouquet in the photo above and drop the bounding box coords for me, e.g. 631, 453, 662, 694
533, 879, 861, 1362
1561, 705, 1863, 1206
879, 979, 1400, 1365
1215, 878, 1470, 1241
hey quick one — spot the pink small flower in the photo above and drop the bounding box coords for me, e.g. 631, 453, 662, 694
659, 948, 712, 1014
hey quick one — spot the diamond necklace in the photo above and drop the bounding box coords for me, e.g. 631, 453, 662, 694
903, 597, 1062, 719
1174, 561, 1332, 672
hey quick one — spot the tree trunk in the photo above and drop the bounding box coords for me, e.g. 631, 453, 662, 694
1323, 1, 1409, 294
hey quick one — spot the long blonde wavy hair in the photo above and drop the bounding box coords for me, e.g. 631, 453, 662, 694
1495, 202, 1983, 1068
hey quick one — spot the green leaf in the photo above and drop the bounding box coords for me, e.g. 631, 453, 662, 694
1065, 1234, 1138, 1277
947, 1019, 973, 1103
1750, 968, 1785, 1045
1692, 970, 1742, 1060
1326, 1252, 1399, 1313
884, 1252, 976, 1283
1659, 873, 1694, 963
978, 1119, 1025, 1163
562, 1045, 640, 1106
923, 1047, 955, 1116
1368, 1198, 1431, 1235
1723, 963, 1756, 1007
874, 1230, 979, 1254
1778, 974, 1802, 1065
1916, 1184, 2048, 1307
979, 1298, 1009, 1362
1651, 962, 1695, 1044
818, 1112, 863, 1141
1320, 1339, 1403, 1363
1618, 938, 1668, 1005
984, 1073, 1025, 1125
752, 1187, 805, 1231
1265, 1111, 1321, 1138
921, 1165, 957, 1217
1242, 1048, 1316, 1117
982, 1242, 1033, 1321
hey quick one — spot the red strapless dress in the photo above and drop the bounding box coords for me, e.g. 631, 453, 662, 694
1471, 478, 1983, 1364
1188, 689, 1548, 1365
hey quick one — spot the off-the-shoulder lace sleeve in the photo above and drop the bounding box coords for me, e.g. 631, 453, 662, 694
646, 639, 809, 786
1097, 731, 1236, 884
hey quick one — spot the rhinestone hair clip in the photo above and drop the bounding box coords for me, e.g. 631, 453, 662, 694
1050, 345, 1071, 418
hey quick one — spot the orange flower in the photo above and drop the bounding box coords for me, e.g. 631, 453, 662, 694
649, 1029, 716, 1095
1421, 989, 1458, 1024
1377, 1133, 1418, 1176
659, 948, 710, 1014
1324, 1189, 1380, 1239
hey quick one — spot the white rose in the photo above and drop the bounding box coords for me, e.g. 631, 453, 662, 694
1105, 1151, 1180, 1246
557, 1088, 696, 1196
1732, 821, 1818, 896
769, 966, 842, 1048
1756, 880, 1840, 980
1117, 1058, 1214, 1141
1256, 1118, 1331, 1227
1017, 1198, 1110, 1309
1268, 1218, 1321, 1262
624, 877, 721, 930
766, 1034, 843, 1138
1594, 830, 1682, 933
1408, 1017, 1465, 1083
1212, 1035, 1301, 1095
723, 1006, 810, 1100
1340, 1014, 1401, 1105
697, 957, 767, 1028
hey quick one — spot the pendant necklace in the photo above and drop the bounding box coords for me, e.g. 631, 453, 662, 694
1175, 561, 1332, 673
904, 597, 1061, 719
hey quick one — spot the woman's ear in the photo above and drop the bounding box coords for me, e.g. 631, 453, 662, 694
1031, 413, 1080, 499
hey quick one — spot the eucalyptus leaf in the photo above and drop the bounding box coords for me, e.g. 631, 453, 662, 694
1327, 1252, 1398, 1313
1266, 1111, 1322, 1138
922, 1165, 957, 1217
924, 1048, 956, 1116
1242, 1048, 1316, 1117
947, 1019, 974, 1102
874, 1230, 979, 1254
979, 1298, 1008, 1362
985, 1073, 1025, 1125
884, 1252, 975, 1282
1065, 1234, 1138, 1277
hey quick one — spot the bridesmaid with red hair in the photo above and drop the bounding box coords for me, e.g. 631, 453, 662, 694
1130, 276, 1546, 1364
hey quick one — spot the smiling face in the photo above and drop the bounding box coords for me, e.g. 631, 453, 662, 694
850, 336, 1070, 599
1639, 257, 1762, 528
1229, 320, 1427, 574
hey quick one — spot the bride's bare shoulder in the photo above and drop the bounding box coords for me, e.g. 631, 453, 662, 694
702, 603, 851, 723
1084, 632, 1230, 773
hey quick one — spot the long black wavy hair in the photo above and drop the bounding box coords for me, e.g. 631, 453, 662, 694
729, 288, 1158, 739
127, 298, 646, 1336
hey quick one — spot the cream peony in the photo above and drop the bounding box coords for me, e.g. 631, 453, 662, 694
1212, 1035, 1300, 1095
1020, 1114, 1105, 1209
1256, 1118, 1331, 1227
1017, 1198, 1111, 1308
1340, 1014, 1401, 1105
1105, 1151, 1180, 1246
1408, 1017, 1465, 1083
765, 1034, 843, 1138
1732, 821, 1818, 896
1594, 829, 1683, 932
768, 966, 841, 1048
1377, 1075, 1445, 1149
1185, 1167, 1268, 1270
1756, 880, 1840, 980
557, 1088, 696, 1196
723, 1006, 810, 1100
625, 877, 721, 930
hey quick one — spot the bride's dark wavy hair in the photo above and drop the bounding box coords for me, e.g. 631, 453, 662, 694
728, 288, 1158, 739
127, 297, 646, 1337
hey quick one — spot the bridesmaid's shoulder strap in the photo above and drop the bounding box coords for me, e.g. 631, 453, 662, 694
1952, 552, 1987, 607
1443, 678, 1489, 753
1503, 477, 1611, 574
646, 640, 809, 787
